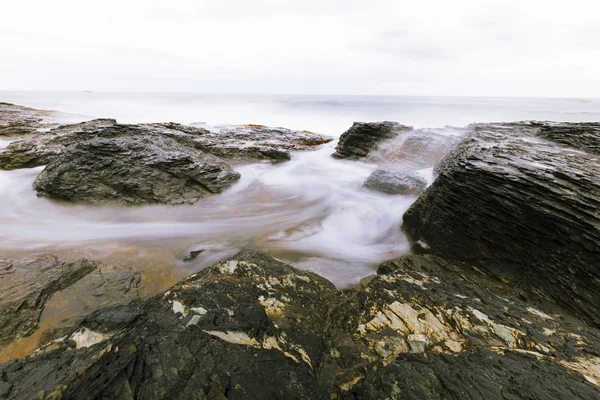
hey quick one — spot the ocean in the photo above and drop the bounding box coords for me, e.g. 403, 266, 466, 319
1, 91, 599, 289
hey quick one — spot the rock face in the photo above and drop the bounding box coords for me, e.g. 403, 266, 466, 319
2, 250, 599, 399
363, 169, 427, 195
0, 103, 59, 137
403, 121, 600, 327
0, 256, 96, 345
332, 121, 412, 160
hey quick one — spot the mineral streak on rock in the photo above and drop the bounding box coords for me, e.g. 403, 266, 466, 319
403, 121, 600, 327
1, 251, 599, 399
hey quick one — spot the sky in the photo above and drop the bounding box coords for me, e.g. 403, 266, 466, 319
1, 0, 599, 97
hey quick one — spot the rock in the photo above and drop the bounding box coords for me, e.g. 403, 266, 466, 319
0, 255, 97, 345
364, 169, 427, 195
402, 121, 600, 327
332, 121, 412, 160
0, 250, 337, 399
0, 119, 333, 170
367, 127, 464, 170
31, 129, 241, 205
0, 103, 59, 137
2, 251, 600, 399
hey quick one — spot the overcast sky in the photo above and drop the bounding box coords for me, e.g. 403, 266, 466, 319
1, 0, 599, 97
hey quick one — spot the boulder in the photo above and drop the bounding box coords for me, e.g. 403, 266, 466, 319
2, 251, 599, 399
363, 169, 427, 195
332, 121, 412, 160
31, 131, 241, 205
402, 121, 600, 327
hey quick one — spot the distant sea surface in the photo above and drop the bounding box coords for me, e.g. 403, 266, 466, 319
2, 91, 600, 137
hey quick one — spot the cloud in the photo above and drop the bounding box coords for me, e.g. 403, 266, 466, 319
1, 0, 599, 97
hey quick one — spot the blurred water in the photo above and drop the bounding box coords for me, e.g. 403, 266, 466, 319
0, 92, 599, 288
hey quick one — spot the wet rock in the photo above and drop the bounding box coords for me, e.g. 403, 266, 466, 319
32, 130, 241, 205
0, 119, 333, 170
344, 350, 600, 400
367, 127, 464, 170
0, 255, 96, 345
363, 169, 427, 195
332, 121, 412, 160
402, 121, 600, 327
2, 251, 600, 399
0, 103, 59, 137
0, 250, 336, 399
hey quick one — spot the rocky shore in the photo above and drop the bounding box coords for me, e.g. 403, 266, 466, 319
1, 102, 599, 399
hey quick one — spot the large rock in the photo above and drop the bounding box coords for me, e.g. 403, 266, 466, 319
402, 121, 600, 327
0, 103, 59, 137
363, 169, 427, 195
32, 131, 241, 205
0, 119, 333, 170
2, 251, 599, 399
332, 121, 412, 160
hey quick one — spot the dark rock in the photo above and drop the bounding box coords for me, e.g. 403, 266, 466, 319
332, 121, 412, 160
0, 119, 333, 170
32, 129, 241, 205
364, 169, 427, 195
402, 121, 600, 327
0, 103, 59, 137
3, 251, 600, 399
0, 250, 337, 399
534, 121, 600, 155
0, 255, 96, 345
344, 350, 600, 400
183, 249, 204, 262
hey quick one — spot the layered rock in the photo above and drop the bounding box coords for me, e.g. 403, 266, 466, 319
363, 169, 427, 195
0, 255, 96, 345
0, 119, 333, 170
0, 255, 143, 348
403, 121, 600, 327
0, 103, 59, 137
2, 250, 599, 399
32, 131, 241, 205
332, 121, 412, 160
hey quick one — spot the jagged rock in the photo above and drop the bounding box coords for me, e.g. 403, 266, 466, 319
2, 251, 599, 399
363, 169, 427, 195
0, 103, 59, 137
31, 130, 241, 205
332, 121, 412, 160
0, 255, 96, 345
0, 119, 333, 170
0, 250, 337, 399
402, 121, 600, 327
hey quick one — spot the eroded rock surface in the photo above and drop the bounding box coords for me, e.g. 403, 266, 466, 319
0, 103, 59, 137
332, 121, 412, 160
0, 255, 96, 345
0, 119, 333, 171
363, 169, 427, 195
2, 251, 599, 399
403, 121, 600, 327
